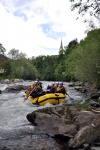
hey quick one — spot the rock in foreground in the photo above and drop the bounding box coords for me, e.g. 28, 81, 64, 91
26, 105, 100, 149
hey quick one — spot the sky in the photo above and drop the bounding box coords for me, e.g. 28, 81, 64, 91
0, 0, 87, 58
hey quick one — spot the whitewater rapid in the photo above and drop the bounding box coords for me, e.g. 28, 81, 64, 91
0, 81, 85, 140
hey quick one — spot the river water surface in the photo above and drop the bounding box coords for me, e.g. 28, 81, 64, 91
0, 81, 86, 149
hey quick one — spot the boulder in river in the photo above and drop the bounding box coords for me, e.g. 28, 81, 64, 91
26, 105, 100, 149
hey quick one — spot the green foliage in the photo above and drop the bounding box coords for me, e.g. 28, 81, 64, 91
7, 49, 26, 60
54, 61, 66, 81
0, 54, 10, 78
64, 43, 79, 81
10, 58, 39, 80
74, 103, 92, 111
70, 0, 100, 28
63, 28, 100, 85
32, 55, 59, 81
73, 29, 100, 86
0, 54, 8, 61
65, 39, 78, 56
0, 28, 100, 85
7, 49, 19, 60
67, 38, 78, 48
2, 60, 11, 77
0, 44, 6, 55
64, 54, 76, 81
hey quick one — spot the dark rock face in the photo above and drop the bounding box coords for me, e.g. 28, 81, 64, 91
68, 125, 100, 148
2, 85, 29, 93
26, 106, 77, 136
26, 105, 100, 149
82, 82, 100, 99
72, 82, 100, 108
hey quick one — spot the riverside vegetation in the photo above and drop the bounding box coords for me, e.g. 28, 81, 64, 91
0, 28, 100, 88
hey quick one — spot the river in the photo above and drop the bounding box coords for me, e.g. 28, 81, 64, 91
0, 81, 86, 149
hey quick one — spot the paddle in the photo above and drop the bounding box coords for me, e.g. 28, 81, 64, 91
66, 93, 74, 100
24, 86, 36, 102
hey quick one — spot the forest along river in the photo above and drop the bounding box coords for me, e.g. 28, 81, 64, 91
0, 81, 85, 144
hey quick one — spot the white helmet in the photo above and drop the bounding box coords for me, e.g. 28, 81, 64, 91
52, 82, 55, 85
56, 82, 59, 84
34, 81, 38, 84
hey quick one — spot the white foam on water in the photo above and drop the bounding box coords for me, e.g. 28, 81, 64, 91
0, 83, 8, 91
0, 81, 86, 139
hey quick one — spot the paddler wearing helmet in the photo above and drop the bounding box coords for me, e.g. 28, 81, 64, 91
24, 80, 42, 100
56, 82, 66, 94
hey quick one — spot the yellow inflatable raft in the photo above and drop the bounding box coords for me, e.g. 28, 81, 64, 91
29, 93, 66, 106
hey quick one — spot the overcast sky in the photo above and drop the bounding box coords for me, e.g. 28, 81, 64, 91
0, 0, 87, 58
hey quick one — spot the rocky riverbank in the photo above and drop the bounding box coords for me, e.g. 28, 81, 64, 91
69, 82, 100, 108
26, 105, 100, 150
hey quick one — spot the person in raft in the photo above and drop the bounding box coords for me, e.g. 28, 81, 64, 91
56, 82, 66, 95
54, 82, 59, 91
50, 82, 56, 93
24, 80, 42, 100
36, 78, 42, 88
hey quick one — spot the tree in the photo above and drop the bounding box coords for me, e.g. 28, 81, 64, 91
65, 49, 77, 81
2, 60, 11, 77
67, 28, 100, 86
10, 58, 39, 80
65, 39, 78, 56
54, 61, 66, 81
7, 49, 19, 60
7, 49, 26, 60
31, 55, 59, 81
0, 43, 6, 55
68, 39, 78, 48
17, 52, 26, 59
70, 0, 100, 28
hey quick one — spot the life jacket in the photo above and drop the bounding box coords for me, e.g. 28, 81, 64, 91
50, 85, 56, 93
25, 82, 42, 98
34, 85, 42, 92
56, 86, 66, 94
